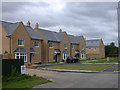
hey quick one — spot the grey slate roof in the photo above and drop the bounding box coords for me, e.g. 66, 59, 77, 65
14, 48, 27, 53
0, 21, 21, 36
25, 26, 42, 40
37, 28, 65, 42
75, 50, 80, 53
30, 48, 36, 53
68, 35, 83, 44
86, 39, 102, 47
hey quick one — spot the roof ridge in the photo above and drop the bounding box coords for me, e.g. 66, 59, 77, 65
0, 20, 21, 24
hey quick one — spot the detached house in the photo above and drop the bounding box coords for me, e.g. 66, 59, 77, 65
68, 35, 86, 60
34, 24, 70, 63
0, 21, 43, 65
86, 39, 105, 59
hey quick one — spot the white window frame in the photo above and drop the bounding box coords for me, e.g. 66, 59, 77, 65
15, 53, 27, 62
49, 43, 53, 48
82, 46, 84, 50
64, 44, 67, 49
94, 48, 96, 51
72, 44, 74, 49
34, 41, 39, 47
81, 53, 86, 59
18, 39, 24, 46
88, 48, 91, 51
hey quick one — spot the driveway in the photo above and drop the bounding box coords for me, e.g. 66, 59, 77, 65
26, 68, 118, 88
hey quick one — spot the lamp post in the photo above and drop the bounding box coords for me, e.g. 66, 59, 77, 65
117, 1, 120, 62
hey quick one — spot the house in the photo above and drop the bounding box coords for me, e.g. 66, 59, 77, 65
86, 39, 105, 59
68, 35, 86, 60
0, 21, 43, 65
34, 24, 70, 63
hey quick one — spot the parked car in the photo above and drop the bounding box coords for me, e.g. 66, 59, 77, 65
66, 57, 79, 63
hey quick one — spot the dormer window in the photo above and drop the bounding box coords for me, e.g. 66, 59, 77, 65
34, 41, 39, 47
18, 39, 24, 46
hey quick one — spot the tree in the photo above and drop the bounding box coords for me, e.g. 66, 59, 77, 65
105, 42, 118, 57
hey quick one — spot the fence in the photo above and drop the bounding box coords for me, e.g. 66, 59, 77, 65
1, 59, 24, 76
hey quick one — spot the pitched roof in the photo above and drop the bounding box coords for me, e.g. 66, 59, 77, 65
25, 26, 42, 40
36, 28, 65, 42
68, 35, 83, 44
86, 39, 102, 47
0, 21, 21, 36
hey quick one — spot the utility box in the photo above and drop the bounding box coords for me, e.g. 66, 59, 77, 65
107, 57, 109, 61
21, 65, 26, 74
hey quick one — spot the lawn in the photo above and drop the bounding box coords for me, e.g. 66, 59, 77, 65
87, 57, 118, 63
2, 74, 51, 88
45, 65, 114, 71
115, 68, 120, 71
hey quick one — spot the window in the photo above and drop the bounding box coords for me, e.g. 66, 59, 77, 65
82, 46, 84, 50
94, 48, 96, 51
49, 43, 53, 48
34, 41, 39, 47
88, 48, 91, 51
64, 44, 67, 49
15, 53, 27, 62
18, 39, 24, 46
72, 44, 74, 49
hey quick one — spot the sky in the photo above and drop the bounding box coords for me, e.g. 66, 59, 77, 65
2, 2, 118, 46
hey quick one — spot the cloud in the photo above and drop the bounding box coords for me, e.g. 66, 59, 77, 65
2, 2, 118, 46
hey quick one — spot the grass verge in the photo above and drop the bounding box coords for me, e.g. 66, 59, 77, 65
2, 74, 51, 88
87, 57, 118, 63
44, 65, 114, 71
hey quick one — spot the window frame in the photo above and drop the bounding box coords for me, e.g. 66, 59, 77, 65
49, 42, 53, 48
34, 41, 39, 47
64, 44, 67, 49
18, 39, 24, 46
72, 44, 74, 49
88, 48, 91, 51
15, 53, 27, 62
94, 48, 96, 51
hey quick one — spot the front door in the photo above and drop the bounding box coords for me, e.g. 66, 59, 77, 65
30, 53, 32, 64
55, 54, 58, 62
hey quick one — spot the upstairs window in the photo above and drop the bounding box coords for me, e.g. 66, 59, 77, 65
18, 39, 24, 46
49, 43, 53, 48
72, 44, 74, 49
88, 48, 91, 51
82, 46, 84, 50
34, 41, 39, 47
94, 48, 96, 51
64, 44, 67, 49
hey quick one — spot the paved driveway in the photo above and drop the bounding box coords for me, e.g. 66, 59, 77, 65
26, 68, 118, 88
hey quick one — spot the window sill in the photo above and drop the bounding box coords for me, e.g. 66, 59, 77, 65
34, 46, 39, 48
18, 45, 24, 46
49, 47, 53, 48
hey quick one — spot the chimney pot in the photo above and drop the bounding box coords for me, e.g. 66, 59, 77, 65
59, 29, 62, 32
35, 23, 39, 28
27, 21, 30, 26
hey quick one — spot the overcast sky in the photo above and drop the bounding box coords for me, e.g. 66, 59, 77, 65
2, 2, 118, 46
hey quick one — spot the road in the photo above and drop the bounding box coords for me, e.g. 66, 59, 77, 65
26, 68, 118, 88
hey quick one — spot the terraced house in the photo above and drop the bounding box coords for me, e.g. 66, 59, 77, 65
86, 39, 105, 59
0, 21, 43, 65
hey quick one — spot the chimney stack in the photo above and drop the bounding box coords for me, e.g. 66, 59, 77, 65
35, 23, 39, 29
59, 29, 62, 32
27, 21, 30, 26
